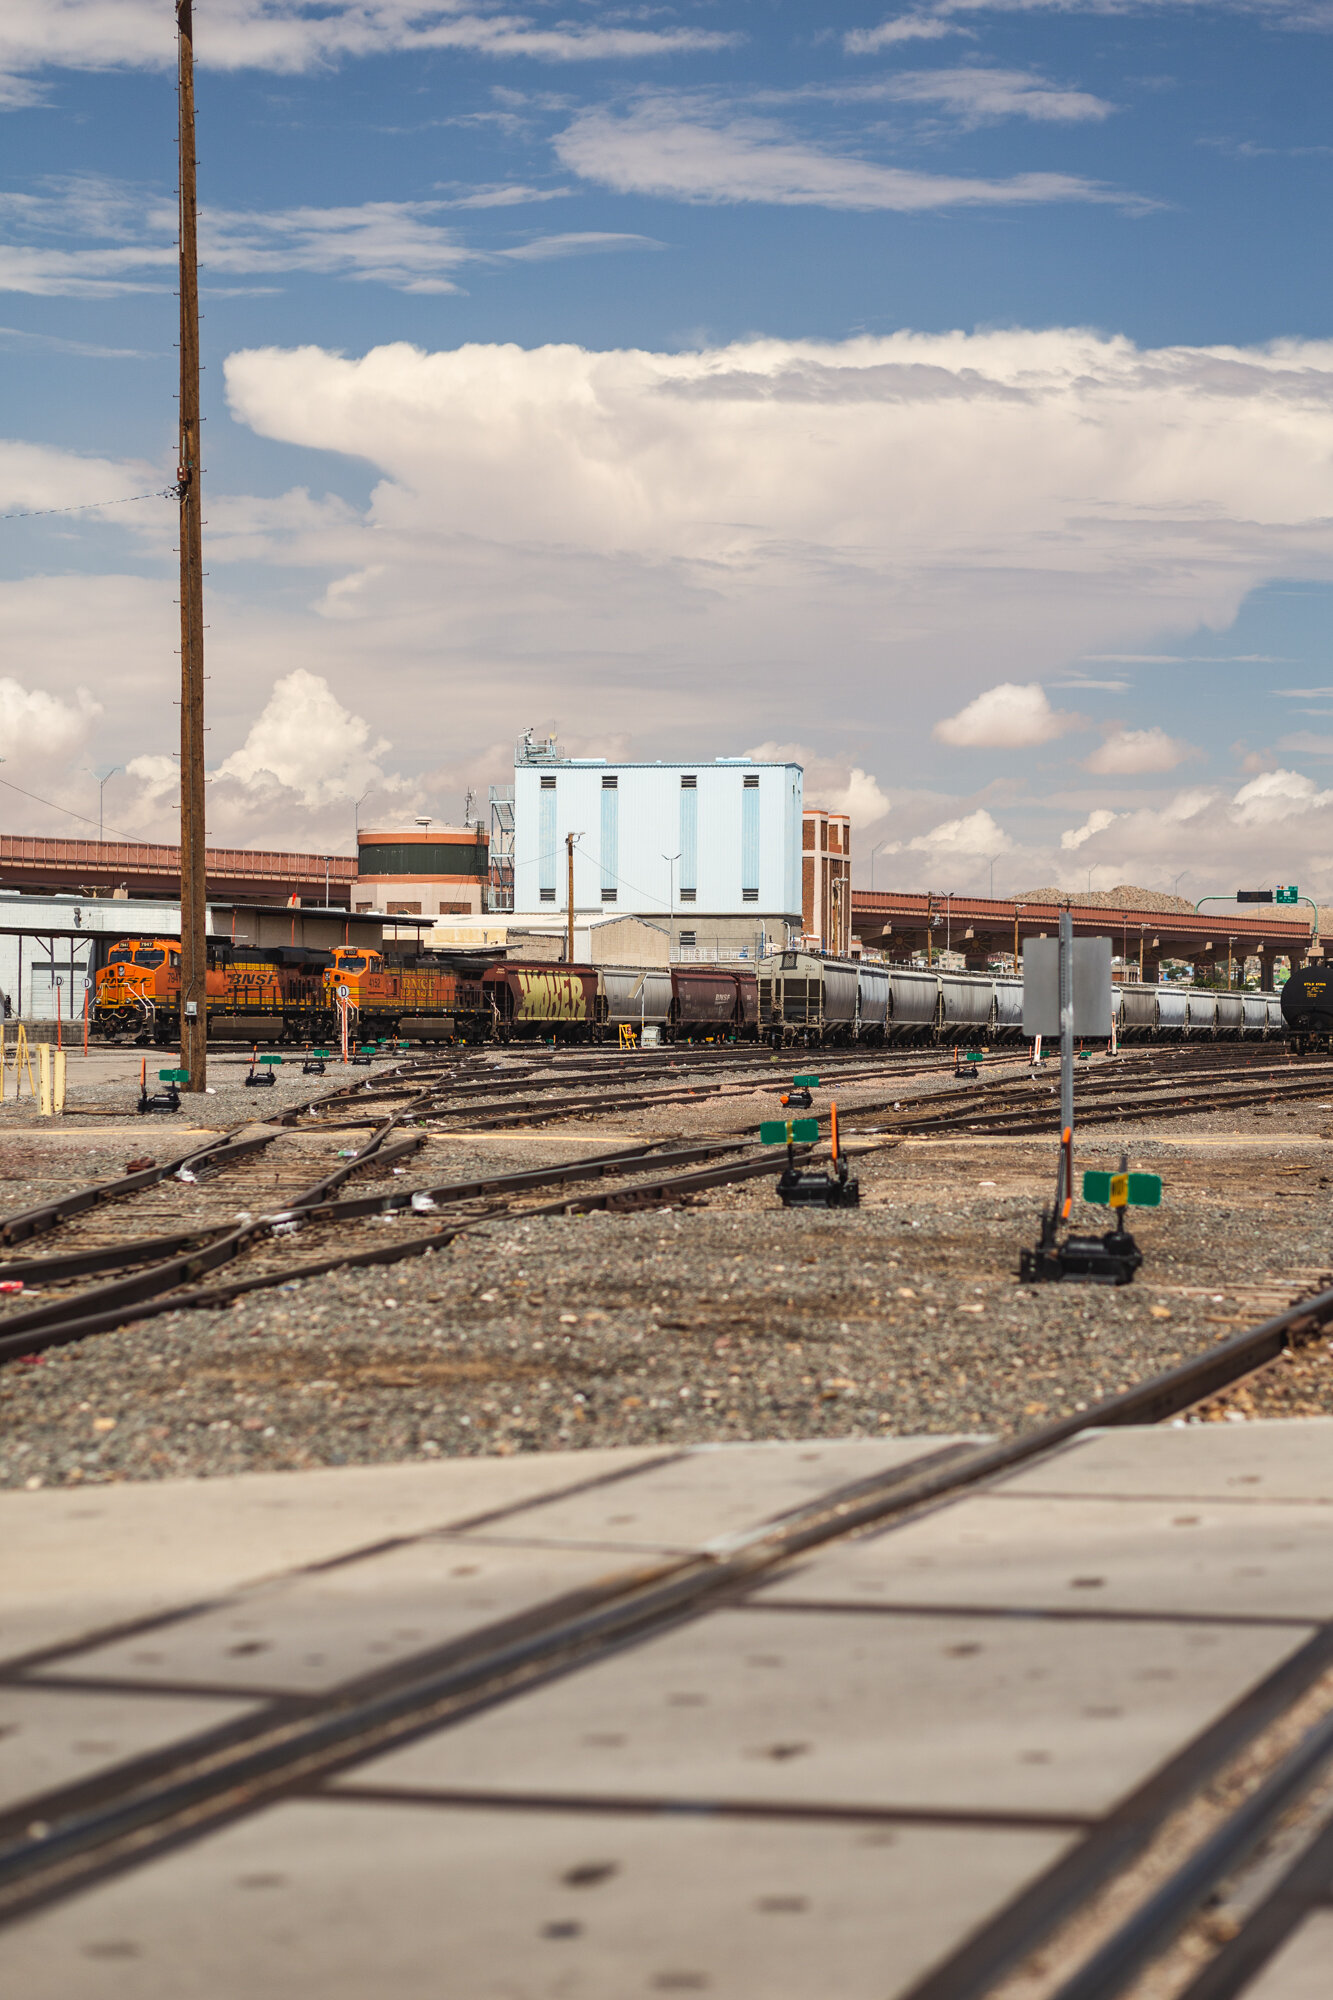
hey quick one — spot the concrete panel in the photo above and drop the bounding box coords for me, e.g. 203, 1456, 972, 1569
0, 1795, 1074, 2000
760, 1494, 1333, 1621
0, 1446, 669, 1668
45, 1539, 668, 1697
999, 1420, 1333, 1505
464, 1436, 980, 1555
1228, 1911, 1333, 1998
340, 1606, 1304, 1819
0, 1684, 255, 1816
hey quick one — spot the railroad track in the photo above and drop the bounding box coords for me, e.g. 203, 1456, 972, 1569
3, 1275, 1333, 1990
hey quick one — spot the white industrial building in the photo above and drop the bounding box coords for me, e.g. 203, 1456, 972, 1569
505, 741, 803, 957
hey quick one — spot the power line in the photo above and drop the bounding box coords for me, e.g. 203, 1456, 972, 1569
0, 487, 178, 524
0, 773, 154, 845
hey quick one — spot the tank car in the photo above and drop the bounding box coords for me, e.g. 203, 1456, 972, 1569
1279, 967, 1333, 1051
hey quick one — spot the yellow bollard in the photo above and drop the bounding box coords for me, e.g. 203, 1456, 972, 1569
13, 1024, 34, 1101
38, 1042, 51, 1117
53, 1046, 66, 1114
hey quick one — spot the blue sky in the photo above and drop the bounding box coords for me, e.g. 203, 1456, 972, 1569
1, 1, 1332, 896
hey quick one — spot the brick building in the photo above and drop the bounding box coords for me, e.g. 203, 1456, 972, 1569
802, 807, 851, 953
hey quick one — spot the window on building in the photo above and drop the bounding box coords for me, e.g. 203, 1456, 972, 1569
679, 929, 696, 947
600, 772, 619, 903
741, 776, 760, 899
679, 775, 697, 898
387, 901, 422, 915
538, 776, 557, 900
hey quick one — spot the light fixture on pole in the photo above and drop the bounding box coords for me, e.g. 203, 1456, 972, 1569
91, 767, 122, 845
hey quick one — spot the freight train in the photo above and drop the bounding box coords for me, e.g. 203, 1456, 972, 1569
92, 936, 1284, 1049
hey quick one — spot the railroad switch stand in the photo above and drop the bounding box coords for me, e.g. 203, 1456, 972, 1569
762, 1100, 860, 1209
303, 1048, 328, 1076
139, 1065, 185, 1115
245, 1053, 282, 1089
1020, 1166, 1161, 1287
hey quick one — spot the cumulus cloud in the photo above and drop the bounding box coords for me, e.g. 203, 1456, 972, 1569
554, 99, 1139, 211
935, 682, 1083, 749
908, 807, 1012, 861
214, 669, 393, 810
845, 16, 967, 48
1083, 726, 1194, 774
1229, 768, 1333, 827
1061, 807, 1120, 851
0, 677, 100, 762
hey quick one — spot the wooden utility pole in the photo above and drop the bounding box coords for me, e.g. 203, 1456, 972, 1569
566, 832, 577, 965
176, 0, 207, 1090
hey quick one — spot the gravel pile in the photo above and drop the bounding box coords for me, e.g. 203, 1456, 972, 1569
4, 1106, 1332, 1489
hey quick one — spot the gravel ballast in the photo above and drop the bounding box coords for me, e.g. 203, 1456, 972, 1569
3, 1091, 1332, 1487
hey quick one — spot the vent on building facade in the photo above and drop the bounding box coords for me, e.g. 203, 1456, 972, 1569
742, 888, 758, 902
679, 929, 696, 946
679, 888, 696, 903
540, 775, 556, 789
680, 774, 696, 789
540, 887, 555, 902
743, 774, 759, 788
601, 887, 617, 901
601, 774, 618, 789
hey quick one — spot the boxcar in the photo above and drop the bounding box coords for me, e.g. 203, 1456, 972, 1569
482, 963, 600, 1039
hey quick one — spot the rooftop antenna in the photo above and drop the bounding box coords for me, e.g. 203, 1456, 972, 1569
176, 0, 207, 1094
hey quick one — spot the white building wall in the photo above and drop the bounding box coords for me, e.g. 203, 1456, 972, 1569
0, 894, 201, 1020
512, 759, 803, 922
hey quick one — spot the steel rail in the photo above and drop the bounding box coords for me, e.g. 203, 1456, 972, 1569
0, 1127, 277, 1248
3, 1282, 1333, 1922
1044, 1707, 1333, 2000
1174, 1790, 1333, 1998
0, 1142, 804, 1365
0, 1123, 422, 1353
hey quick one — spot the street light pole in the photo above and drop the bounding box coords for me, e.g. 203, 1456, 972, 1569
92, 767, 122, 845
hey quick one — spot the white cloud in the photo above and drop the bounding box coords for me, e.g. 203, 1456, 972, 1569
935, 681, 1083, 748
0, 3, 735, 102
881, 67, 1114, 125
1061, 807, 1120, 850
554, 100, 1140, 211
0, 176, 655, 297
1083, 725, 1193, 773
215, 669, 393, 810
845, 17, 967, 49
908, 808, 1012, 860
1230, 767, 1333, 827
0, 676, 100, 762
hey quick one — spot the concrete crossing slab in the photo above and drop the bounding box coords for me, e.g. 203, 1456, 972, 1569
996, 1419, 1333, 1505
0, 1795, 1075, 2000
42, 1537, 673, 1697
1230, 1911, 1333, 1998
457, 1435, 981, 1554
0, 1447, 669, 1668
336, 1604, 1305, 1819
0, 1683, 255, 1816
759, 1492, 1333, 1620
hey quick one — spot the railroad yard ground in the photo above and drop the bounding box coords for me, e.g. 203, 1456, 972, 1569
2, 1041, 1332, 1490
